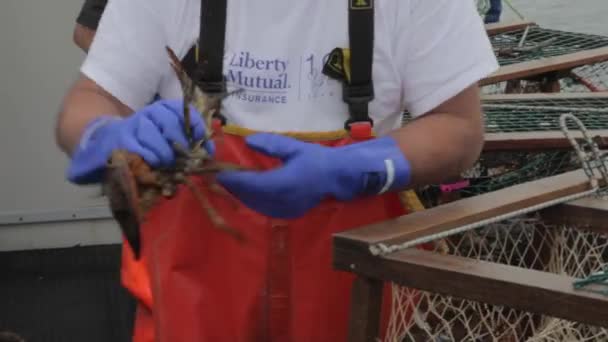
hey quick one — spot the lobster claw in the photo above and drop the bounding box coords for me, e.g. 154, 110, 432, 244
110, 200, 142, 260
103, 151, 144, 259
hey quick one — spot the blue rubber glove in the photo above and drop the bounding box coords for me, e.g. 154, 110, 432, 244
66, 99, 212, 184
216, 133, 411, 219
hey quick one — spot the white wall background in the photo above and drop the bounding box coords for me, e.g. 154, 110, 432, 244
0, 1, 120, 251
0, 0, 607, 251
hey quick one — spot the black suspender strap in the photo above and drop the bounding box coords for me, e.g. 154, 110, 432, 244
192, 0, 375, 128
196, 0, 228, 94
344, 0, 375, 127
322, 1, 376, 129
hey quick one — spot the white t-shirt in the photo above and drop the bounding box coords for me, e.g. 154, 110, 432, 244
81, 0, 499, 135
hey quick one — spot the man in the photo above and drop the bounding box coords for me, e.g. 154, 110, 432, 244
485, 0, 503, 23
55, 0, 498, 340
73, 0, 107, 52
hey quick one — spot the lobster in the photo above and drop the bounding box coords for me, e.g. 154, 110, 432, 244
103, 47, 248, 258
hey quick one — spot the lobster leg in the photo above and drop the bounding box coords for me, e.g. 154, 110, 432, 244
208, 182, 241, 210
181, 177, 245, 242
189, 162, 253, 173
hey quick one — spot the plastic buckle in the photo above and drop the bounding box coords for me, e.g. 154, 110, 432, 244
439, 180, 470, 193
347, 121, 373, 139
211, 118, 222, 132
211, 113, 226, 133
212, 112, 227, 126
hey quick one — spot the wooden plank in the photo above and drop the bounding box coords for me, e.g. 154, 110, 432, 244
483, 130, 608, 151
333, 169, 595, 254
482, 92, 608, 101
333, 247, 608, 329
541, 195, 608, 235
347, 277, 383, 342
485, 20, 536, 36
480, 47, 608, 86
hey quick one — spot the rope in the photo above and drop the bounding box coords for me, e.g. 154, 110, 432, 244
561, 114, 608, 295
483, 104, 608, 114
573, 269, 608, 296
560, 113, 608, 186
368, 187, 599, 256
518, 25, 531, 48
503, 0, 526, 21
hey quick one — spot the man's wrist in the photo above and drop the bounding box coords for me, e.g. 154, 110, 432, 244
372, 136, 411, 194
376, 149, 411, 194
67, 115, 122, 184
77, 115, 121, 152
333, 136, 412, 198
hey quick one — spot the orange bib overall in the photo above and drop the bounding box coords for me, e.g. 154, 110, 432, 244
120, 122, 416, 342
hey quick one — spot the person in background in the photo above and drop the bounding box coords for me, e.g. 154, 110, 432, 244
485, 0, 503, 23
73, 0, 107, 52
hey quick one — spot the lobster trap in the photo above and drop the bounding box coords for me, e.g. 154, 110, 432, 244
404, 92, 608, 206
338, 96, 608, 341
335, 173, 608, 342
481, 21, 608, 94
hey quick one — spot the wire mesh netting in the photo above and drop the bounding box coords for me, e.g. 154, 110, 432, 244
403, 95, 608, 204
482, 24, 608, 93
490, 25, 608, 66
384, 216, 608, 342
385, 154, 608, 340
460, 96, 608, 196
482, 97, 608, 133
566, 62, 608, 92
404, 96, 608, 134
414, 150, 579, 208
453, 150, 577, 197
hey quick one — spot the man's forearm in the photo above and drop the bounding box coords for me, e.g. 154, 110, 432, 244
390, 112, 484, 187
55, 75, 131, 155
389, 89, 485, 188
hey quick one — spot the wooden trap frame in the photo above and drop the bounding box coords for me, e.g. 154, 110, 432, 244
335, 168, 608, 342
481, 20, 608, 93
339, 107, 608, 341
485, 20, 536, 37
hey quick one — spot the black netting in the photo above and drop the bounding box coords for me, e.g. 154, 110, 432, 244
482, 24, 608, 93
491, 25, 608, 66
404, 96, 608, 133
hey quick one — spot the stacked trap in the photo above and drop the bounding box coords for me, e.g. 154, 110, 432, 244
482, 21, 608, 94
338, 93, 608, 341
407, 93, 608, 204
